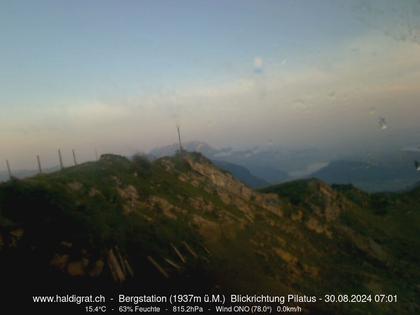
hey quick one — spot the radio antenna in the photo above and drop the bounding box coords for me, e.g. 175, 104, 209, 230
177, 125, 184, 154
5, 160, 12, 180
37, 155, 42, 173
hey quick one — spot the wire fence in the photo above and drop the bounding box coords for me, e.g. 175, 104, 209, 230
1, 148, 101, 182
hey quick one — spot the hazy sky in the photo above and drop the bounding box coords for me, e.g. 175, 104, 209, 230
1, 0, 420, 169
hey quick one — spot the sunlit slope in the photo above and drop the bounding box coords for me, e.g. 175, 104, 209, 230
0, 153, 418, 314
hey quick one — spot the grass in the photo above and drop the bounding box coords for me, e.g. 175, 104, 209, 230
0, 153, 418, 315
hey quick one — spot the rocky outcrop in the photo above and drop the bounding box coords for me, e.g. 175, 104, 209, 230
274, 247, 298, 265
305, 217, 333, 238
117, 185, 141, 215
47, 245, 132, 282
68, 181, 83, 192
184, 156, 254, 199
50, 252, 105, 278
148, 196, 185, 219
67, 259, 89, 277
50, 254, 70, 271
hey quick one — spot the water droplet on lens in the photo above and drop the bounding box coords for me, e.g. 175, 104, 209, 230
254, 57, 264, 74
378, 117, 388, 130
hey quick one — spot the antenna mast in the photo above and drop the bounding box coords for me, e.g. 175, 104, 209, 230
37, 155, 42, 173
5, 160, 12, 180
177, 125, 184, 154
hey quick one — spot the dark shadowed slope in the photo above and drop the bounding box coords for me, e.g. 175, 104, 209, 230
212, 160, 269, 188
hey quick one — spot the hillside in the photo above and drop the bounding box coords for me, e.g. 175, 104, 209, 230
212, 160, 269, 188
310, 160, 419, 192
0, 153, 418, 314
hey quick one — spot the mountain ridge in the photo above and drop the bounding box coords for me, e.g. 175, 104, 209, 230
149, 141, 289, 185
0, 152, 418, 314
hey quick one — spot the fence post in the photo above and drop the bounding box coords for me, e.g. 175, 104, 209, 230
58, 149, 64, 170
5, 160, 12, 180
72, 149, 78, 166
37, 155, 42, 173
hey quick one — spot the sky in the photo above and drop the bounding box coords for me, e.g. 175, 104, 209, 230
0, 0, 420, 169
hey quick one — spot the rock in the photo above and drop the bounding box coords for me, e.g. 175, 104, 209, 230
303, 264, 320, 278
50, 254, 70, 271
193, 215, 221, 243
178, 174, 189, 182
305, 217, 332, 238
67, 259, 87, 277
218, 191, 231, 204
89, 187, 102, 197
68, 182, 83, 191
232, 197, 255, 220
185, 157, 253, 199
291, 210, 304, 222
275, 236, 287, 246
10, 228, 24, 240
368, 238, 388, 262
89, 259, 104, 277
111, 176, 122, 186
9, 228, 24, 247
255, 193, 283, 216
160, 159, 175, 172
188, 196, 215, 213
117, 185, 141, 215
149, 196, 184, 219
274, 247, 298, 265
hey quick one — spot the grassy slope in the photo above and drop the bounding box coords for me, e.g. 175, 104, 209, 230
260, 180, 419, 314
0, 155, 418, 314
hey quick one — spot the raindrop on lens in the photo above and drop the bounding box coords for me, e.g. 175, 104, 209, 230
378, 117, 387, 130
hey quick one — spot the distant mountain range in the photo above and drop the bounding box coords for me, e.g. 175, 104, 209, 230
150, 142, 420, 192
310, 160, 420, 192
